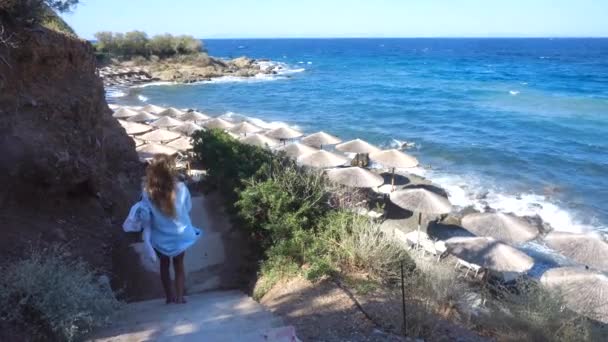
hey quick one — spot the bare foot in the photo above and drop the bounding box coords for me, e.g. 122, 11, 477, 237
175, 296, 187, 304
166, 295, 176, 304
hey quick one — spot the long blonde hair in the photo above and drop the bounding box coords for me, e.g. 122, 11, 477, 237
144, 154, 177, 217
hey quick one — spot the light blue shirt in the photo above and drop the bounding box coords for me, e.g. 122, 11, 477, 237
141, 182, 202, 257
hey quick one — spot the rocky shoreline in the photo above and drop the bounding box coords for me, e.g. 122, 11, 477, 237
99, 55, 284, 87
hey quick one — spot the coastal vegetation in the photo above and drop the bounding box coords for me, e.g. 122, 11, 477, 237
193, 129, 606, 341
93, 31, 205, 59
0, 247, 122, 341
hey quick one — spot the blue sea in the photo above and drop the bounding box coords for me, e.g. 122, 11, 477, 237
117, 38, 608, 235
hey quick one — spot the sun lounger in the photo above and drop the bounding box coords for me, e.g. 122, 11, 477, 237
454, 258, 482, 278
400, 231, 447, 261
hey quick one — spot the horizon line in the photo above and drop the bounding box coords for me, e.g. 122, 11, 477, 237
200, 36, 608, 40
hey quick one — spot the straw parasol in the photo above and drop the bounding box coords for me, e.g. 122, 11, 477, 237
138, 129, 181, 143
239, 134, 280, 148
298, 150, 349, 168
301, 131, 342, 148
461, 212, 540, 244
276, 143, 318, 159
149, 116, 184, 128
158, 107, 184, 118
446, 236, 534, 273
390, 187, 452, 247
172, 122, 203, 136
335, 138, 382, 154
545, 232, 608, 271
326, 167, 384, 188
136, 143, 178, 160
112, 107, 139, 119
126, 111, 159, 123
179, 111, 210, 122
266, 126, 303, 140
142, 104, 166, 114
229, 121, 263, 135
118, 120, 153, 135
540, 266, 608, 323
369, 149, 419, 191
131, 136, 145, 147
202, 118, 234, 130
166, 137, 193, 151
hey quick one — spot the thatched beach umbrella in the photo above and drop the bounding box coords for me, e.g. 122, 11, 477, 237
335, 138, 382, 154
461, 212, 539, 244
369, 149, 419, 191
266, 126, 304, 140
172, 122, 204, 136
298, 150, 349, 168
239, 134, 279, 148
540, 267, 608, 323
118, 120, 153, 135
126, 111, 159, 123
545, 232, 608, 271
166, 137, 193, 151
391, 187, 452, 247
276, 143, 318, 159
136, 143, 178, 160
229, 122, 263, 136
139, 129, 181, 143
131, 136, 145, 147
150, 116, 184, 128
158, 107, 184, 118
301, 131, 342, 149
202, 118, 234, 130
179, 111, 210, 122
446, 237, 534, 273
142, 104, 166, 114
112, 107, 139, 119
326, 167, 384, 188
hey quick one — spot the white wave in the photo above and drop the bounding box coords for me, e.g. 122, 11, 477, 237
137, 95, 149, 102
390, 138, 417, 150
509, 90, 520, 96
106, 88, 126, 98
221, 111, 300, 131
405, 168, 603, 234
131, 81, 176, 88
307, 61, 313, 65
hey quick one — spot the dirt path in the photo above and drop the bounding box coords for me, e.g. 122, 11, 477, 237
260, 277, 406, 342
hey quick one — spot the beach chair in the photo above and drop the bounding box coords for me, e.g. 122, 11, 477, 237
454, 258, 482, 278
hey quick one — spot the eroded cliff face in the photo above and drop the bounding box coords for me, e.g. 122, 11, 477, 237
0, 23, 141, 268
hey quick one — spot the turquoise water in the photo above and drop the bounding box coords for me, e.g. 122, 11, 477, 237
119, 38, 608, 234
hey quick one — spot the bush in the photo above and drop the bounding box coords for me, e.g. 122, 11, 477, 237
0, 246, 122, 341
320, 211, 412, 281
479, 279, 605, 341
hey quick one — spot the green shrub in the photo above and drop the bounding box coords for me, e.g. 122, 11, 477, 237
0, 246, 122, 341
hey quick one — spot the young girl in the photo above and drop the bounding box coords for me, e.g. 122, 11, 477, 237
142, 154, 201, 304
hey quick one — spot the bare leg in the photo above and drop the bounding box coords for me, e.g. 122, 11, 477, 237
173, 252, 187, 304
158, 253, 175, 304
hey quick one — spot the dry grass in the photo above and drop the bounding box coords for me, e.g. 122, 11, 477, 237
0, 246, 122, 341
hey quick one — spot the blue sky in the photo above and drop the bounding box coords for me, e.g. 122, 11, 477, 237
61, 0, 608, 39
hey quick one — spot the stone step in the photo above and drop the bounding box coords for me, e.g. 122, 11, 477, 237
89, 291, 289, 341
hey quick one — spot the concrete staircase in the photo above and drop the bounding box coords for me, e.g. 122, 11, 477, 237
89, 290, 298, 341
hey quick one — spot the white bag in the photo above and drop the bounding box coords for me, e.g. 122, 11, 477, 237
123, 201, 157, 263
123, 201, 147, 232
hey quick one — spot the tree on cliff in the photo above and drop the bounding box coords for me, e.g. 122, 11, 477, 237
1, 0, 79, 22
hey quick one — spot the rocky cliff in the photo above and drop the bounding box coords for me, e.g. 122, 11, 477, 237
0, 22, 141, 269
